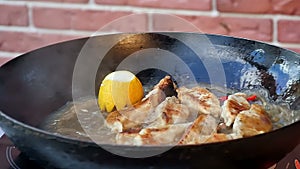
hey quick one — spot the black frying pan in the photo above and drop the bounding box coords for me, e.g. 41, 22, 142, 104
0, 33, 299, 169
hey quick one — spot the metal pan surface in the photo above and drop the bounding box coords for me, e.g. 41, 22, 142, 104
0, 33, 299, 169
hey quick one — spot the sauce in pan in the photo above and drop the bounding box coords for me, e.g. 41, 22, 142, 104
41, 80, 299, 145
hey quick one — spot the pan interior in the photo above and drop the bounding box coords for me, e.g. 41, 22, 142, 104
42, 62, 300, 147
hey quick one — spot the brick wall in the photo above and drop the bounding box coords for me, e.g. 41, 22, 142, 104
0, 0, 300, 66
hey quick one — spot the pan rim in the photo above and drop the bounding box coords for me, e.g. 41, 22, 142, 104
1, 109, 299, 149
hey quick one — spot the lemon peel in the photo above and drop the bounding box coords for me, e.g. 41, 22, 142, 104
98, 70, 144, 112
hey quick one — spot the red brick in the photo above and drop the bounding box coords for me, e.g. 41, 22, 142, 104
179, 16, 227, 35
28, 0, 89, 3
217, 0, 300, 15
152, 14, 204, 32
177, 16, 273, 41
278, 20, 300, 43
33, 7, 146, 31
72, 11, 146, 31
287, 48, 300, 54
0, 31, 81, 53
0, 5, 28, 26
97, 14, 148, 32
32, 7, 74, 29
217, 0, 271, 13
271, 0, 300, 15
96, 0, 212, 11
223, 17, 272, 41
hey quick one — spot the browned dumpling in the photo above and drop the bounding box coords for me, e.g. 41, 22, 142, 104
116, 123, 191, 145
147, 96, 191, 128
179, 114, 218, 145
232, 104, 272, 137
221, 93, 250, 126
105, 110, 141, 133
177, 87, 222, 118
105, 75, 273, 146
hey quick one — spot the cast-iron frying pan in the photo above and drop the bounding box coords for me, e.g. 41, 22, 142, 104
0, 33, 299, 169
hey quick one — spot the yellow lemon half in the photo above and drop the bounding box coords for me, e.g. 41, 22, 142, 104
98, 70, 144, 112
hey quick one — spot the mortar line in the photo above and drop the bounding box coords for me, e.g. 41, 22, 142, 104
272, 16, 279, 46
89, 0, 95, 5
219, 12, 300, 20
147, 13, 153, 32
0, 25, 129, 37
0, 25, 94, 36
0, 51, 22, 57
211, 0, 219, 16
26, 3, 36, 31
276, 42, 300, 48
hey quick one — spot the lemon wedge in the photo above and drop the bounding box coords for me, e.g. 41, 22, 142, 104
98, 70, 144, 112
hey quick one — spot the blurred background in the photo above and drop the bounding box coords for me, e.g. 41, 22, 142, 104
0, 0, 300, 66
